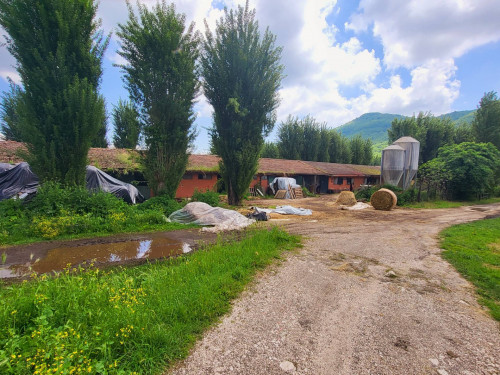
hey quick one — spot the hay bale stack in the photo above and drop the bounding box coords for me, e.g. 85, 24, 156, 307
335, 191, 357, 206
370, 188, 397, 210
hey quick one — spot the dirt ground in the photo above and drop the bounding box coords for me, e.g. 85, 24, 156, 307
170, 195, 500, 375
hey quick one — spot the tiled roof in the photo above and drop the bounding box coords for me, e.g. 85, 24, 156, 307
258, 158, 323, 175
0, 141, 142, 171
187, 154, 220, 172
0, 141, 380, 176
0, 141, 26, 164
347, 164, 381, 176
303, 161, 365, 176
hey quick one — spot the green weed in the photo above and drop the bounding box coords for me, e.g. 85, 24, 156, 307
0, 227, 300, 374
440, 217, 500, 321
191, 189, 220, 207
0, 183, 189, 246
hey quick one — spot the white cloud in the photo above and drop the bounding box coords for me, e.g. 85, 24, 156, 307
347, 0, 500, 68
0, 0, 497, 142
0, 70, 21, 85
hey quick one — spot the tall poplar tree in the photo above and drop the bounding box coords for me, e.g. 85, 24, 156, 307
0, 0, 108, 185
0, 79, 23, 141
117, 1, 200, 197
201, 2, 284, 205
472, 91, 500, 150
112, 99, 141, 149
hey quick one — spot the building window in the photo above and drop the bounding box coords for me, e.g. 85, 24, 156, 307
198, 173, 212, 180
261, 175, 268, 180
346, 177, 352, 184
336, 177, 344, 185
182, 174, 193, 180
253, 175, 258, 180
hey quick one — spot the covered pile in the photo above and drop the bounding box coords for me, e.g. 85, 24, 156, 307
0, 163, 144, 204
86, 166, 144, 204
0, 162, 39, 200
169, 202, 254, 232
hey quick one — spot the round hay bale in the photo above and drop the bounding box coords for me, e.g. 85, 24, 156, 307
335, 191, 357, 206
370, 188, 397, 210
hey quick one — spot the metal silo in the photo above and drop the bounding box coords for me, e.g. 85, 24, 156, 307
381, 145, 405, 187
393, 136, 420, 190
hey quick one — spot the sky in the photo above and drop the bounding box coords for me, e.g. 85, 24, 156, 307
1, 0, 500, 153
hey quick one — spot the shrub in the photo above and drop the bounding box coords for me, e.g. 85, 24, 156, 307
192, 189, 219, 207
354, 184, 416, 206
138, 196, 183, 216
28, 182, 129, 218
301, 186, 315, 197
397, 188, 418, 206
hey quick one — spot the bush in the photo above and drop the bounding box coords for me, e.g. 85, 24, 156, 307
138, 195, 183, 216
397, 188, 418, 206
28, 182, 129, 218
0, 184, 187, 245
301, 186, 315, 197
192, 189, 219, 207
354, 184, 416, 206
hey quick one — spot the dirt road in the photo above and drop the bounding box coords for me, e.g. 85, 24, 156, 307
170, 196, 500, 375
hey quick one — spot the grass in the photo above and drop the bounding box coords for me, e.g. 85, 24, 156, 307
407, 197, 500, 209
0, 226, 300, 374
440, 217, 500, 321
0, 184, 189, 247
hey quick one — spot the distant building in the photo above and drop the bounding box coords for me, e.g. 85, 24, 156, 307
0, 141, 380, 199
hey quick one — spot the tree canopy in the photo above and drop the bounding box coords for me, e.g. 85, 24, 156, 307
0, 79, 23, 142
117, 1, 200, 197
0, 0, 108, 185
388, 112, 455, 163
201, 1, 284, 205
472, 91, 500, 150
112, 99, 141, 149
419, 142, 500, 200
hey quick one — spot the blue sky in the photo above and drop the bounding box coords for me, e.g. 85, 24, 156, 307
1, 0, 499, 152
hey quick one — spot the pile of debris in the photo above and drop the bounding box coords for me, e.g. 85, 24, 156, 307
270, 177, 303, 199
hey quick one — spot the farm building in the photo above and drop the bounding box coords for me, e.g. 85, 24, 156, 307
0, 140, 380, 198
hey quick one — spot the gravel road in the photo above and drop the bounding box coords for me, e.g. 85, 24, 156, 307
170, 197, 500, 375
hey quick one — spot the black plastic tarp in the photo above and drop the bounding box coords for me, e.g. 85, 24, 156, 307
0, 163, 14, 173
86, 166, 145, 204
0, 162, 39, 200
0, 163, 144, 204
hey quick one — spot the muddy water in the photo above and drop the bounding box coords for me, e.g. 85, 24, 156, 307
0, 236, 192, 279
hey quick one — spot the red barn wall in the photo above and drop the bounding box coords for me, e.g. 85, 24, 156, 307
328, 176, 365, 192
175, 172, 218, 198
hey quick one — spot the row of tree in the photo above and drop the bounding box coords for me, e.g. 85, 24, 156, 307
0, 0, 283, 205
392, 92, 500, 201
387, 91, 500, 164
261, 115, 374, 165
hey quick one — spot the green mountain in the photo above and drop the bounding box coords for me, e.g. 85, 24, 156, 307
337, 112, 405, 143
337, 110, 476, 154
437, 110, 475, 123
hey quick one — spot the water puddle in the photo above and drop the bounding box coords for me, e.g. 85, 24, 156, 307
0, 237, 192, 279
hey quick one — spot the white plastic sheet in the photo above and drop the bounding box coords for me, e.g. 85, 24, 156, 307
254, 205, 312, 216
169, 202, 254, 232
270, 177, 300, 198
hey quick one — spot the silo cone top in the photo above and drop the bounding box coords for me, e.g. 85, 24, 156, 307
383, 144, 405, 151
394, 136, 419, 144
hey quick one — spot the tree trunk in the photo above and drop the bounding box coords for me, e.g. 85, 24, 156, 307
227, 181, 241, 206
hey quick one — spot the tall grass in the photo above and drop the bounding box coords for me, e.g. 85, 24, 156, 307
440, 217, 500, 321
0, 183, 187, 246
408, 197, 500, 209
0, 227, 300, 374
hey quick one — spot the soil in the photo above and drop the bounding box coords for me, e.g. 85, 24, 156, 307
170, 195, 500, 375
